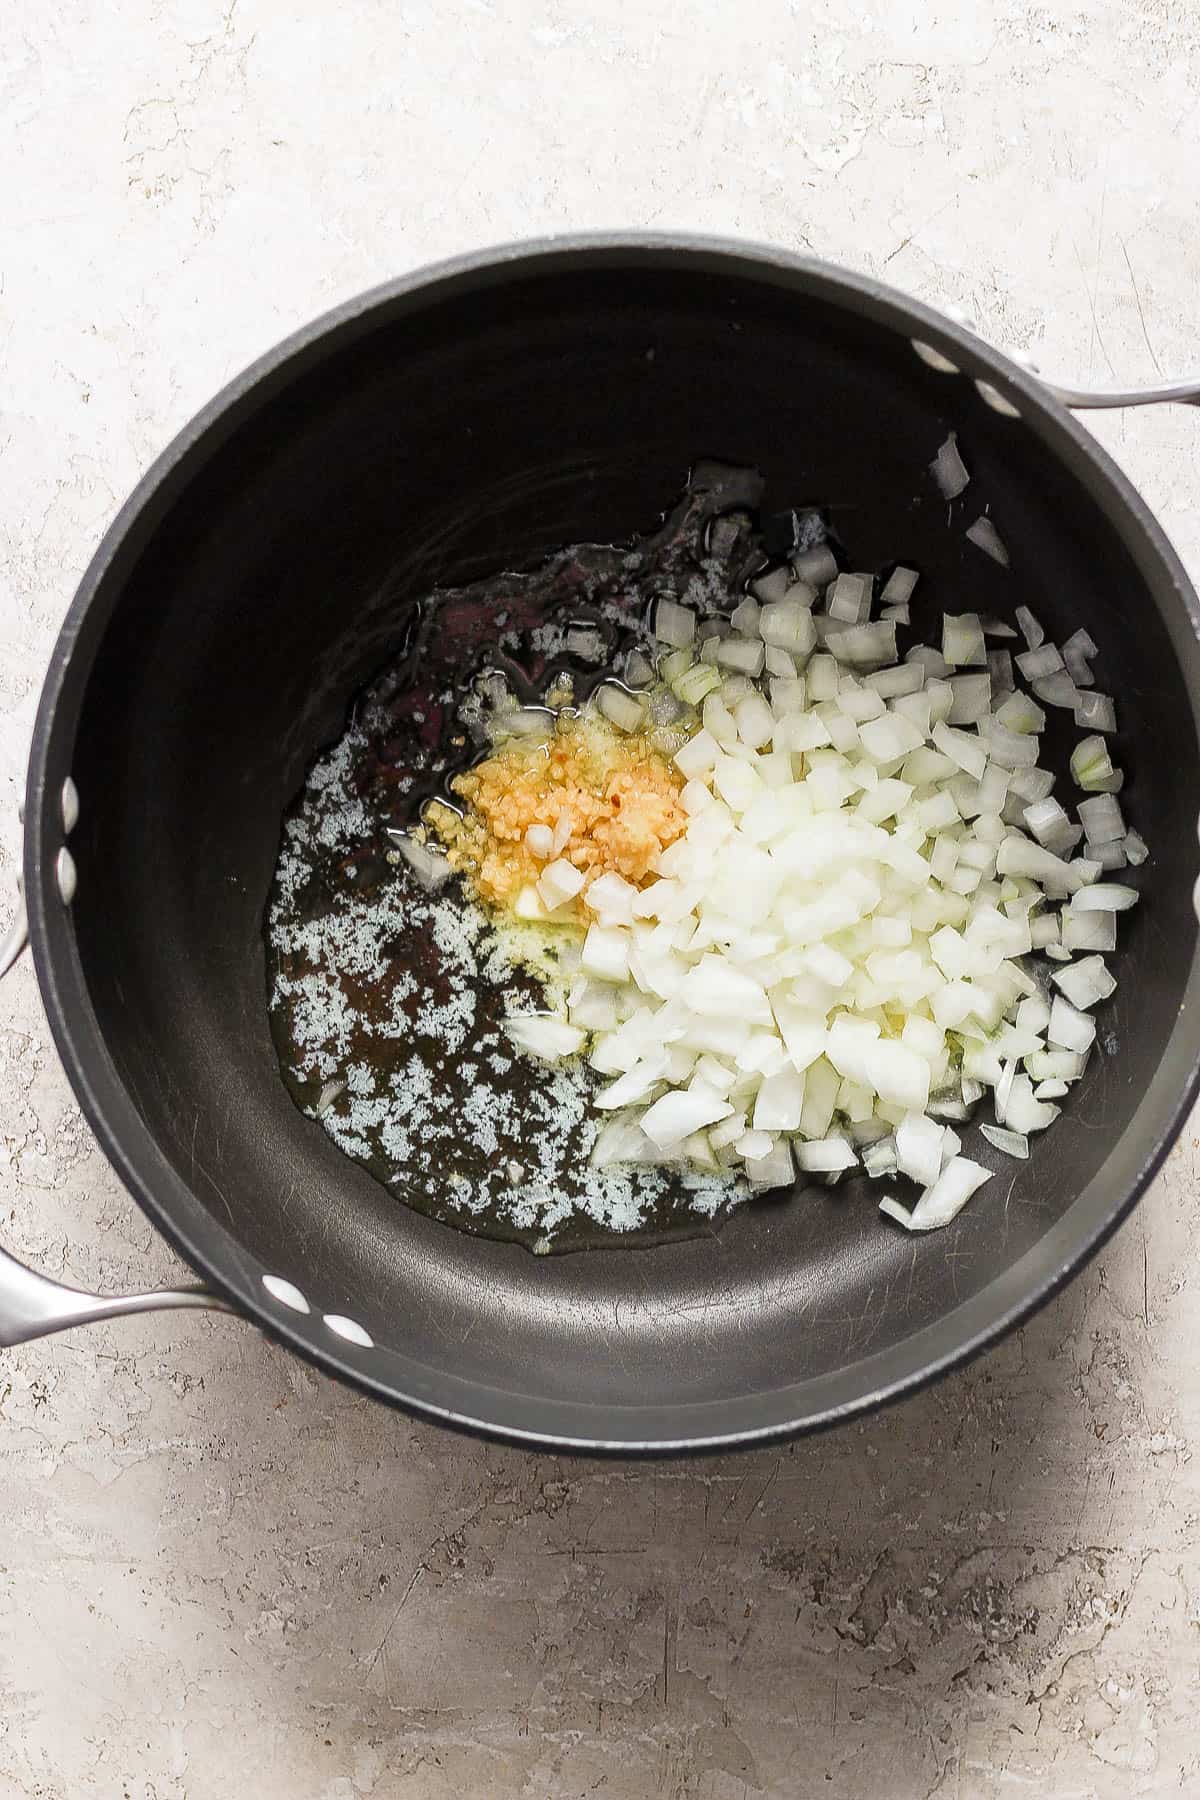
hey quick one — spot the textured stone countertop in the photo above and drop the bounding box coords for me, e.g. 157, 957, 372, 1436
3, 5, 1200, 1796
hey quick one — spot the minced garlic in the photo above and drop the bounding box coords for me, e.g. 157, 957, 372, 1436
427, 712, 687, 912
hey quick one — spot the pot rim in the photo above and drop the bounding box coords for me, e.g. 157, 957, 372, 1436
22, 232, 1200, 1452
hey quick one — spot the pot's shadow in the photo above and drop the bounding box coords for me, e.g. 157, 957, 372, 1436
112, 1188, 1162, 1800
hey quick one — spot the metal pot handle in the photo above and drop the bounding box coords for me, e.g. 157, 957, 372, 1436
1035, 373, 1200, 410
925, 311, 1200, 410
2, 819, 234, 1345
0, 889, 27, 980
0, 1243, 233, 1347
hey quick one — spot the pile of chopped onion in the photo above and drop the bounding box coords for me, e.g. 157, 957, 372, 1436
498, 561, 1143, 1233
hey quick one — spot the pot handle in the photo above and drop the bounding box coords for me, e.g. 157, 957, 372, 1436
0, 890, 27, 980
0, 1241, 236, 1347
1037, 374, 1200, 410
2, 841, 235, 1345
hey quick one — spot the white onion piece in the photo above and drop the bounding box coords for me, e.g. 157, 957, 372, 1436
744, 1137, 796, 1189
1031, 671, 1081, 711
673, 663, 722, 706
1009, 766, 1055, 803
1063, 627, 1097, 659
640, 1086, 733, 1149
581, 922, 632, 981
1048, 996, 1097, 1052
980, 1123, 1029, 1159
716, 635, 766, 676
315, 1079, 345, 1118
1124, 831, 1149, 867
930, 433, 970, 499
881, 566, 919, 606
1004, 1075, 1060, 1134
505, 1016, 587, 1061
826, 622, 897, 667
1063, 641, 1094, 687
1017, 644, 1063, 680
943, 613, 987, 668
1070, 735, 1115, 791
966, 516, 1010, 566
1075, 690, 1116, 733
596, 683, 647, 733
730, 596, 761, 636
895, 1112, 945, 1186
654, 597, 696, 648
1015, 606, 1044, 650
761, 601, 817, 654
795, 1136, 857, 1172
827, 573, 872, 623
1078, 794, 1125, 845
905, 1156, 991, 1229
948, 673, 992, 724
988, 649, 1015, 694
537, 858, 585, 910
1027, 1049, 1086, 1081
908, 644, 951, 680
495, 706, 555, 741
1052, 955, 1116, 1010
751, 566, 792, 604
1023, 798, 1075, 854
390, 832, 453, 892
1069, 882, 1139, 912
863, 1137, 898, 1178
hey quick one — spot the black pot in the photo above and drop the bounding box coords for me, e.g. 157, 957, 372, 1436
4, 236, 1199, 1453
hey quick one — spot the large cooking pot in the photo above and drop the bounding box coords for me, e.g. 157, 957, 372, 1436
3, 236, 1199, 1453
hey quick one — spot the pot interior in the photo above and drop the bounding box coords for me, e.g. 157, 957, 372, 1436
49, 250, 1200, 1442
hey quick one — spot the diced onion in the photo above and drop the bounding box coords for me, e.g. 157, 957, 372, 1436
1069, 882, 1139, 913
795, 1136, 858, 1172
491, 508, 1148, 1227
390, 831, 453, 892
943, 613, 987, 668
1074, 690, 1116, 733
980, 1123, 1029, 1159
1078, 794, 1124, 845
1070, 735, 1116, 791
1052, 954, 1116, 1010
881, 566, 919, 606
505, 1015, 587, 1061
1015, 606, 1044, 650
654, 597, 696, 648
930, 433, 970, 500
906, 1157, 992, 1229
827, 573, 872, 623
966, 516, 1010, 566
596, 683, 648, 733
1017, 644, 1063, 681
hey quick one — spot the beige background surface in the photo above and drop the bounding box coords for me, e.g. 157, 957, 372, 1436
3, 3, 1200, 1795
